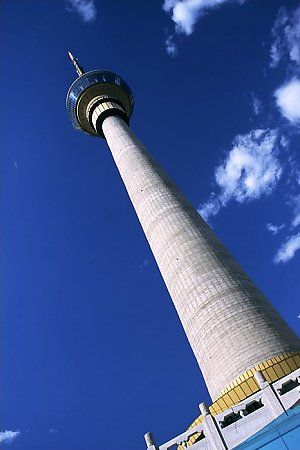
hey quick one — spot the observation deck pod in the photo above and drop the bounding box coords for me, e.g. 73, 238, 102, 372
66, 70, 134, 137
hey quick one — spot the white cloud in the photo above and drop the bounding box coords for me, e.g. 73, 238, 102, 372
287, 7, 300, 64
252, 95, 262, 116
275, 78, 300, 125
290, 193, 300, 228
163, 0, 246, 36
270, 6, 300, 67
270, 7, 288, 67
280, 135, 289, 149
198, 129, 283, 221
274, 232, 300, 263
266, 223, 285, 235
0, 431, 20, 445
66, 0, 96, 22
165, 34, 177, 56
198, 195, 221, 221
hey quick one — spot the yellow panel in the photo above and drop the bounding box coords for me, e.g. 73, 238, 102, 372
235, 386, 246, 400
227, 389, 240, 404
218, 398, 228, 410
247, 377, 259, 393
273, 363, 285, 378
213, 402, 222, 414
193, 415, 204, 425
222, 393, 234, 408
266, 367, 277, 382
210, 404, 220, 415
264, 360, 272, 368
240, 381, 252, 397
293, 355, 300, 367
190, 417, 200, 428
287, 357, 297, 371
209, 404, 216, 414
262, 369, 272, 383
280, 360, 291, 375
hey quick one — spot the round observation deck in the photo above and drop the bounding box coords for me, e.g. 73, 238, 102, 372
66, 70, 134, 136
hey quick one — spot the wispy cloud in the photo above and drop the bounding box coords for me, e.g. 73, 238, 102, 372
290, 193, 300, 228
0, 430, 20, 445
270, 6, 300, 68
165, 34, 177, 56
252, 95, 262, 116
163, 0, 245, 36
270, 7, 289, 68
266, 223, 285, 235
275, 78, 300, 125
271, 7, 300, 126
198, 129, 283, 221
66, 0, 97, 22
274, 232, 300, 263
162, 0, 247, 54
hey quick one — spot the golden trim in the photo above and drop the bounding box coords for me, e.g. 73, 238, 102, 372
177, 351, 300, 449
216, 352, 300, 399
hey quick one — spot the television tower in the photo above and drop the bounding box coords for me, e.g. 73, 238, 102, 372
66, 54, 300, 449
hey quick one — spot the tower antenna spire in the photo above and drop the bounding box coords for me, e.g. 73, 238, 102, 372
68, 51, 85, 77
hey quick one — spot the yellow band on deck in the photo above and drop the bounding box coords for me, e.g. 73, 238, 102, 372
178, 351, 300, 449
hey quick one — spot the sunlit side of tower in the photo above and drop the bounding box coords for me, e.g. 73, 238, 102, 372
66, 53, 300, 450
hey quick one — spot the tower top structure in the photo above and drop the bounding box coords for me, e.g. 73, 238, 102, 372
66, 52, 134, 137
68, 51, 85, 77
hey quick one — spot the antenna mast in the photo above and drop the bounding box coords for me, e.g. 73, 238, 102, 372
68, 51, 85, 77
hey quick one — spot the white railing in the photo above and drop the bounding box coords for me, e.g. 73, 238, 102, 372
146, 368, 300, 450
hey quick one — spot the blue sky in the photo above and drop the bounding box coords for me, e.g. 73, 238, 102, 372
2, 0, 300, 449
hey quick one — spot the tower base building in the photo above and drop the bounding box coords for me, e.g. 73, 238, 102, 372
145, 367, 300, 450
66, 54, 300, 450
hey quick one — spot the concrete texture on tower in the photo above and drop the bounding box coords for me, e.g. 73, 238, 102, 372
66, 58, 300, 448
100, 115, 300, 401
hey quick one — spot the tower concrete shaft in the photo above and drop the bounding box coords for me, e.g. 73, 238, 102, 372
66, 58, 300, 411
100, 114, 299, 401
